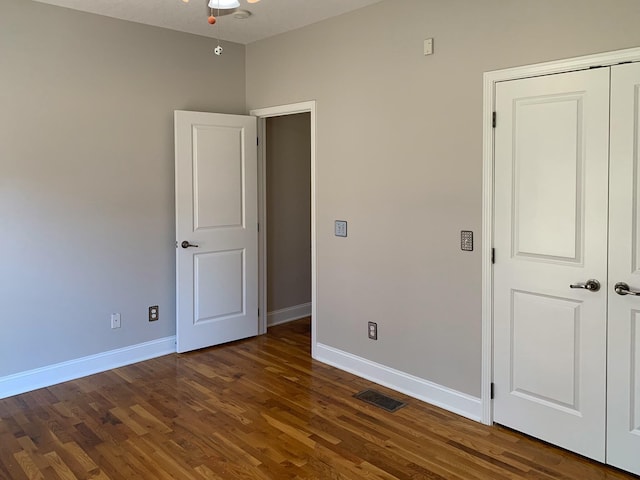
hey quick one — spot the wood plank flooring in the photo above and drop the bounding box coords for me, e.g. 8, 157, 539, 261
0, 318, 635, 479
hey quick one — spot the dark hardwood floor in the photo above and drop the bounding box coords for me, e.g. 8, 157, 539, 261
0, 318, 635, 479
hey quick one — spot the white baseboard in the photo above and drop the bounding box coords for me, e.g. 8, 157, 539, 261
0, 336, 176, 399
314, 343, 482, 422
267, 302, 312, 327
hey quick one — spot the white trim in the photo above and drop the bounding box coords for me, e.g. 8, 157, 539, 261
316, 343, 482, 422
256, 116, 268, 335
250, 101, 317, 357
481, 46, 640, 426
0, 337, 176, 399
481, 59, 496, 426
267, 302, 312, 327
251, 101, 316, 118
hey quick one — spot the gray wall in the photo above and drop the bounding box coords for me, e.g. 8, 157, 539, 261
0, 0, 246, 377
266, 113, 311, 313
246, 0, 640, 396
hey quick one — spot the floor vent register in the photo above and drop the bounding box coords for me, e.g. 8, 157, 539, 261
353, 389, 407, 413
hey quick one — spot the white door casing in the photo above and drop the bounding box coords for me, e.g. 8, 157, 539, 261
493, 69, 610, 461
250, 101, 318, 357
175, 111, 258, 353
607, 62, 640, 475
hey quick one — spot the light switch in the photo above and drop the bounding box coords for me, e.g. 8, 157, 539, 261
335, 220, 347, 237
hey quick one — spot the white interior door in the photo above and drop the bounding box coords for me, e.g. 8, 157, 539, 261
175, 110, 258, 353
493, 69, 610, 461
607, 62, 640, 476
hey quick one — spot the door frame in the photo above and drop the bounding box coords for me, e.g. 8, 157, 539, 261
250, 101, 317, 357
481, 47, 640, 425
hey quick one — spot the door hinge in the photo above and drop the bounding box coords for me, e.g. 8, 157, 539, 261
491, 248, 495, 264
257, 137, 259, 146
491, 383, 495, 399
492, 112, 497, 128
257, 222, 260, 232
258, 308, 260, 317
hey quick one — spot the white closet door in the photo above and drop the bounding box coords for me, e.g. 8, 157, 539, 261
607, 62, 640, 476
493, 68, 610, 461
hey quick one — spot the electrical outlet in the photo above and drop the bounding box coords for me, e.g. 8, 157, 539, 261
335, 220, 347, 237
111, 313, 121, 329
149, 305, 159, 322
368, 321, 378, 340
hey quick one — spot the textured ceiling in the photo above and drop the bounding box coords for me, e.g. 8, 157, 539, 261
33, 0, 385, 45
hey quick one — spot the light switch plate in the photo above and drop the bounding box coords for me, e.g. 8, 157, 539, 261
461, 230, 473, 251
335, 220, 347, 237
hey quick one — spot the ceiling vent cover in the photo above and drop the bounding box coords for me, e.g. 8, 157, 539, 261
233, 9, 252, 19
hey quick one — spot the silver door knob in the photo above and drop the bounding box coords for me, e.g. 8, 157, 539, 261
614, 282, 640, 296
569, 279, 601, 292
181, 241, 199, 249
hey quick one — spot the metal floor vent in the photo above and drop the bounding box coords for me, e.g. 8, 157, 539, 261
354, 389, 407, 413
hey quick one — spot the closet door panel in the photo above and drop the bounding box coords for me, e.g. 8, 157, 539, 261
493, 68, 610, 462
608, 61, 640, 477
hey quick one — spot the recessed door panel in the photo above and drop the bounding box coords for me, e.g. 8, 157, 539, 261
514, 97, 583, 262
194, 250, 244, 323
511, 291, 580, 411
193, 125, 243, 230
633, 85, 640, 275
632, 311, 640, 434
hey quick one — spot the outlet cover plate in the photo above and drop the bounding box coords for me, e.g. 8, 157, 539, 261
149, 305, 159, 322
368, 321, 378, 340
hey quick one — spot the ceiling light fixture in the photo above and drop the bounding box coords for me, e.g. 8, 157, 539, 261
207, 0, 239, 9
206, 0, 232, 55
204, 0, 258, 56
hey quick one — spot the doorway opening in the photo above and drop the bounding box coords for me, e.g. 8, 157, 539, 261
265, 113, 311, 328
251, 101, 317, 357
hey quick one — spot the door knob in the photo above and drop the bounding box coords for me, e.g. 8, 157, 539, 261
569, 279, 601, 292
614, 282, 640, 296
181, 241, 199, 249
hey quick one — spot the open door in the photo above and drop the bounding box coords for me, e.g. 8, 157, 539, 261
174, 110, 258, 353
